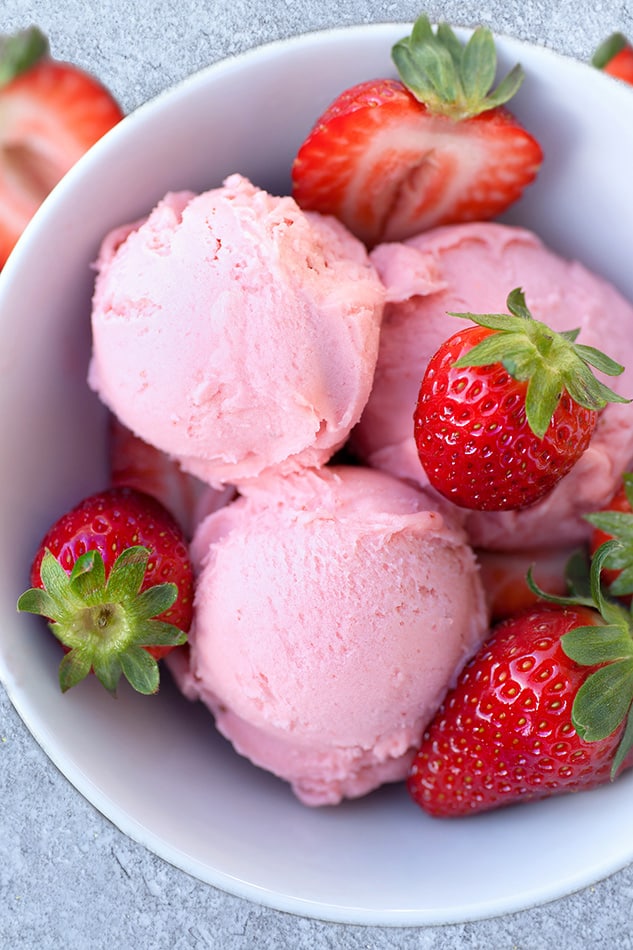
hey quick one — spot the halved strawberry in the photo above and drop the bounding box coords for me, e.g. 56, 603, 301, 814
0, 27, 123, 266
593, 33, 633, 85
291, 16, 543, 246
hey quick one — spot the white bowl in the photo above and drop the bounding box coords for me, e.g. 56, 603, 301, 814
2, 23, 633, 927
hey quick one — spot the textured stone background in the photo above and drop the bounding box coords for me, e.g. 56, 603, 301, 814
2, 1, 633, 947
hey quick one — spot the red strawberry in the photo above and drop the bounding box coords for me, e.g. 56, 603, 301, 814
413, 288, 629, 511
291, 16, 542, 246
0, 26, 123, 267
17, 486, 193, 695
593, 33, 633, 86
408, 547, 633, 817
586, 473, 633, 600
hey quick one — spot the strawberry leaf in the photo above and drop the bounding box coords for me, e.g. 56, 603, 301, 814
39, 550, 77, 607
58, 649, 92, 693
483, 63, 524, 110
611, 705, 633, 778
119, 646, 160, 695
623, 472, 633, 508
461, 27, 497, 103
16, 587, 59, 620
17, 539, 189, 696
132, 583, 178, 621
589, 541, 626, 619
608, 567, 633, 598
584, 511, 633, 596
527, 540, 622, 616
592, 32, 629, 69
449, 289, 630, 439
136, 620, 187, 647
92, 654, 123, 695
436, 22, 463, 65
525, 365, 565, 439
572, 658, 633, 742
564, 371, 628, 413
571, 343, 627, 377
105, 546, 150, 601
392, 15, 524, 119
562, 624, 633, 665
0, 26, 49, 88
564, 548, 592, 599
526, 565, 594, 610
506, 287, 533, 321
70, 550, 107, 604
585, 510, 633, 538
451, 326, 532, 366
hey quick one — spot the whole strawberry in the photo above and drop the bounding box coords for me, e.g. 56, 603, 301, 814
414, 288, 628, 511
408, 545, 633, 817
593, 33, 633, 86
17, 486, 193, 695
0, 26, 123, 267
291, 15, 542, 246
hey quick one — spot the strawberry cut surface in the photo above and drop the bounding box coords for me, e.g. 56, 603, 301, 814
292, 78, 542, 247
0, 34, 122, 266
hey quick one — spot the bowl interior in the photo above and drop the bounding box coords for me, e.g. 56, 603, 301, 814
2, 23, 633, 927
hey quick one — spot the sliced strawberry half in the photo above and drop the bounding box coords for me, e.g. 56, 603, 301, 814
292, 16, 543, 247
0, 27, 123, 266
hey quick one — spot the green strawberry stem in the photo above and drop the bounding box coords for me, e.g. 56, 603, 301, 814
0, 26, 48, 88
392, 15, 525, 120
450, 288, 629, 439
17, 545, 187, 695
527, 539, 633, 777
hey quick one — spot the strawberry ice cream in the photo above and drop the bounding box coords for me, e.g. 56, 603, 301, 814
89, 174, 385, 488
350, 222, 633, 550
169, 465, 488, 806
108, 418, 236, 539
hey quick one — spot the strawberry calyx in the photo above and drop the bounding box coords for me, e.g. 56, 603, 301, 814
391, 14, 525, 120
585, 473, 633, 598
0, 25, 49, 88
527, 540, 633, 778
450, 287, 629, 438
17, 544, 187, 695
592, 32, 630, 70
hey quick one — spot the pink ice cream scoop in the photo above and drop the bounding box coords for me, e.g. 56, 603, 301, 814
89, 174, 385, 487
169, 465, 488, 806
350, 222, 633, 551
